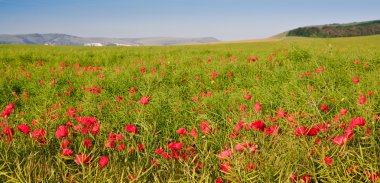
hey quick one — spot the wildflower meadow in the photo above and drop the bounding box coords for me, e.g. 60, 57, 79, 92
0, 35, 379, 182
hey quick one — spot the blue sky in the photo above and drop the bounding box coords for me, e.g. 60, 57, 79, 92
0, 0, 379, 40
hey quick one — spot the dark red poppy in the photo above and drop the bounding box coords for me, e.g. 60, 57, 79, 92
307, 126, 319, 136
83, 139, 92, 148
17, 124, 30, 134
251, 120, 266, 131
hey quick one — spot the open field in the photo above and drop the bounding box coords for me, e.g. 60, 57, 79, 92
0, 35, 379, 182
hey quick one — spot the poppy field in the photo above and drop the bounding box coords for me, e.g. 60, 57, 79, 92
0, 35, 379, 182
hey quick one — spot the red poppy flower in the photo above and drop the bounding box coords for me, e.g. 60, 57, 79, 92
75, 154, 90, 165
307, 126, 319, 136
358, 97, 367, 104
155, 148, 164, 155
352, 77, 360, 83
116, 134, 124, 142
99, 156, 109, 168
61, 139, 72, 149
254, 102, 261, 113
176, 128, 187, 135
168, 142, 183, 151
116, 96, 123, 101
251, 120, 266, 131
294, 126, 308, 136
220, 161, 231, 173
117, 143, 126, 151
3, 126, 14, 142
5, 103, 15, 110
249, 145, 258, 154
130, 87, 136, 93
365, 171, 379, 182
105, 140, 115, 149
290, 173, 298, 182
32, 129, 46, 139
276, 108, 287, 118
239, 105, 247, 111
61, 148, 73, 156
17, 124, 30, 134
210, 72, 218, 79
125, 124, 138, 133
216, 177, 223, 183
138, 96, 150, 105
234, 120, 244, 132
190, 128, 198, 138
246, 163, 256, 170
1, 110, 11, 118
349, 117, 366, 128
1, 103, 15, 118
333, 136, 347, 146
301, 175, 311, 183
339, 108, 348, 116
200, 121, 211, 134
325, 155, 333, 166
138, 143, 145, 151
90, 123, 100, 136
83, 139, 92, 148
264, 126, 281, 135
55, 126, 68, 139
344, 127, 354, 140
244, 94, 252, 100
320, 104, 329, 112
234, 144, 246, 151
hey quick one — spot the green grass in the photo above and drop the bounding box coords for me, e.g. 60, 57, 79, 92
0, 35, 379, 182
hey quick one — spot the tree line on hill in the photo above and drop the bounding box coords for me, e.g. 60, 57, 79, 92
287, 20, 380, 38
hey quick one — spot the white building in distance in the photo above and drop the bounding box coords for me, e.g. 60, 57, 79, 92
84, 43, 103, 46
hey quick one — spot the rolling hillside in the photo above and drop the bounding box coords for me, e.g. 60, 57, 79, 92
0, 33, 220, 46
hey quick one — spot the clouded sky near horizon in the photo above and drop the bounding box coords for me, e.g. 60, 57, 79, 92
0, 0, 379, 40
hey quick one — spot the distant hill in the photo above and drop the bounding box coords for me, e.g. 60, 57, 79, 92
286, 20, 380, 38
0, 33, 220, 46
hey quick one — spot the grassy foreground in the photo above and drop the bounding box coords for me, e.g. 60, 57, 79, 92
0, 35, 379, 182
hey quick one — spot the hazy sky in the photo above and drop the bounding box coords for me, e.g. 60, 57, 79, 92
0, 0, 379, 40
